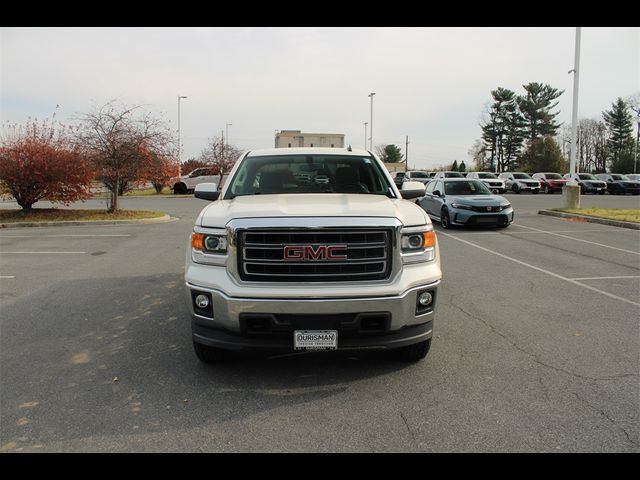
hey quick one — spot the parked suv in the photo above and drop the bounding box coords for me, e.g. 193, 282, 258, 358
594, 173, 640, 195
498, 172, 540, 194
187, 148, 441, 363
532, 172, 568, 194
403, 170, 432, 184
390, 171, 406, 187
563, 173, 607, 194
466, 172, 506, 194
433, 171, 464, 179
171, 167, 219, 194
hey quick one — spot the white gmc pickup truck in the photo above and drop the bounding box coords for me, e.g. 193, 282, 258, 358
185, 147, 442, 363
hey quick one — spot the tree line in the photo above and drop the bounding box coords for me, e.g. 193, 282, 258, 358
469, 84, 638, 174
0, 100, 242, 212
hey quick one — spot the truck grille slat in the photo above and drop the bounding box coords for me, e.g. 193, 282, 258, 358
239, 229, 392, 282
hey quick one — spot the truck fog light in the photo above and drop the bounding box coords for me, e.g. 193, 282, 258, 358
195, 294, 210, 309
418, 291, 433, 307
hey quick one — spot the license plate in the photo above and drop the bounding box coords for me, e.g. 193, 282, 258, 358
294, 330, 338, 350
476, 216, 498, 224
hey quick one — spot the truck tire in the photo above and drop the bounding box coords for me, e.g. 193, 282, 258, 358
393, 339, 431, 362
174, 183, 187, 195
193, 341, 228, 364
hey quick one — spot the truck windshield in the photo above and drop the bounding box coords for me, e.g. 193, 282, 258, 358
224, 154, 394, 198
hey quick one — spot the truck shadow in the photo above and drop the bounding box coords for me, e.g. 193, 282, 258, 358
1, 273, 423, 449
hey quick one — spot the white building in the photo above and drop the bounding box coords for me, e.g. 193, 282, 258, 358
275, 130, 345, 149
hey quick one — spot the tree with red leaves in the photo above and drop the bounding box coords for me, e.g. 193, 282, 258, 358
142, 148, 179, 193
0, 118, 94, 212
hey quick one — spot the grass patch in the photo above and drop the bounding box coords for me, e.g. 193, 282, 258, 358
551, 208, 640, 223
0, 208, 166, 223
124, 187, 173, 196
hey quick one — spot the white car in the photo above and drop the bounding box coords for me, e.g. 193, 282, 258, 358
498, 172, 540, 194
402, 171, 432, 184
171, 167, 219, 194
466, 172, 506, 194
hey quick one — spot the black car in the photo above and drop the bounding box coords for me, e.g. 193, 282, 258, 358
595, 174, 640, 195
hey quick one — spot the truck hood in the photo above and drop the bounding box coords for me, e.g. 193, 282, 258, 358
197, 193, 429, 228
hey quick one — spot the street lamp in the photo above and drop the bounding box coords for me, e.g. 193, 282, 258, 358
368, 92, 376, 150
226, 123, 232, 148
177, 95, 188, 176
364, 122, 368, 150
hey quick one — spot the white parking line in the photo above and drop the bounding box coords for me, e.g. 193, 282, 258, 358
0, 251, 86, 254
514, 224, 640, 255
569, 276, 640, 281
438, 231, 640, 308
448, 228, 633, 236
0, 234, 131, 238
0, 275, 15, 279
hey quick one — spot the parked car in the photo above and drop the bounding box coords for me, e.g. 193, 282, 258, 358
402, 170, 432, 184
433, 171, 464, 179
626, 174, 640, 182
390, 171, 406, 187
595, 173, 640, 195
170, 167, 219, 194
417, 178, 513, 229
562, 173, 607, 194
466, 172, 506, 194
498, 172, 541, 194
532, 172, 568, 194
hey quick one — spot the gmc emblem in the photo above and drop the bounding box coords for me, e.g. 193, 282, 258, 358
283, 245, 347, 261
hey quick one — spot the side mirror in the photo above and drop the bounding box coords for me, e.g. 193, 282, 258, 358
194, 183, 220, 201
400, 181, 426, 200
432, 190, 441, 197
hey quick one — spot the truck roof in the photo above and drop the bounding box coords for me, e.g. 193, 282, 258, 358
247, 147, 371, 157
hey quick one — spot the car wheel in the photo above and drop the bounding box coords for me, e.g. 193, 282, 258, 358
512, 184, 520, 194
544, 185, 551, 194
193, 341, 229, 364
393, 339, 431, 362
440, 207, 451, 229
174, 183, 187, 195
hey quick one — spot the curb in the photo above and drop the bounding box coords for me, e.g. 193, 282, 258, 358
0, 214, 177, 229
538, 210, 640, 230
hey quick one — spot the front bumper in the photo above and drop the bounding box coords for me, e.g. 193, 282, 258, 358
450, 208, 514, 227
186, 281, 438, 351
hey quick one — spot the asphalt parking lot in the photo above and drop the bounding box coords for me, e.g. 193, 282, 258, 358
0, 193, 638, 452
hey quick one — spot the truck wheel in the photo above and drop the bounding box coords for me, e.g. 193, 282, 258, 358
193, 341, 228, 364
174, 183, 187, 195
394, 339, 431, 362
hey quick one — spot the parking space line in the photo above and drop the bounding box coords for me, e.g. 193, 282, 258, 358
446, 228, 633, 236
438, 231, 640, 308
0, 234, 131, 238
0, 251, 86, 254
514, 224, 640, 255
569, 276, 640, 281
0, 275, 15, 279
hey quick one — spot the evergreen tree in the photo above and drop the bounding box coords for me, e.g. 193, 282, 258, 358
517, 82, 564, 142
602, 97, 634, 168
451, 160, 458, 171
383, 144, 404, 163
459, 160, 466, 172
519, 136, 567, 174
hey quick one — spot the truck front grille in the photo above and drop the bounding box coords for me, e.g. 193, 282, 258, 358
238, 229, 392, 282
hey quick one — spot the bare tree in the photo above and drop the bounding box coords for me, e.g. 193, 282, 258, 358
74, 100, 174, 211
199, 136, 242, 189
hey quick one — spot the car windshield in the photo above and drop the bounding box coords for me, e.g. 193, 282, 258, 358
224, 154, 393, 198
611, 174, 628, 180
445, 172, 464, 178
545, 173, 563, 179
513, 173, 532, 179
410, 171, 429, 178
477, 173, 497, 178
444, 180, 491, 195
578, 174, 597, 180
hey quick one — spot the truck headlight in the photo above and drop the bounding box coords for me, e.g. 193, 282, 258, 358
192, 233, 227, 253
401, 226, 436, 264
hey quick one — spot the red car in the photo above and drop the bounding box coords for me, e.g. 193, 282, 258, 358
532, 172, 568, 194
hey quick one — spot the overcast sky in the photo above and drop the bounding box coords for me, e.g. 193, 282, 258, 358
1, 27, 638, 170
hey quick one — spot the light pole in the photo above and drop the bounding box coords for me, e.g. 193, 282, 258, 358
565, 27, 581, 208
368, 92, 376, 150
364, 122, 368, 150
177, 95, 188, 176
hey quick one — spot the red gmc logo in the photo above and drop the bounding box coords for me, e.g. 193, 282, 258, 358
283, 245, 347, 261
